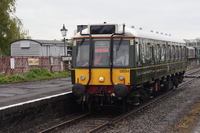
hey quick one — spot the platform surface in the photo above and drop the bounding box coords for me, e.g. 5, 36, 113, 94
0, 77, 72, 108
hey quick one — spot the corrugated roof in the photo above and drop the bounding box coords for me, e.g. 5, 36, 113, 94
35, 39, 63, 44
10, 39, 64, 45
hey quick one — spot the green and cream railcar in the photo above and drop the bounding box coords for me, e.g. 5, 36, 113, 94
71, 23, 187, 110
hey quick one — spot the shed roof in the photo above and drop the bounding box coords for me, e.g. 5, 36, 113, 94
10, 39, 64, 45
35, 39, 63, 44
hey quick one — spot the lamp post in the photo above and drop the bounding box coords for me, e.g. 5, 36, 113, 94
60, 24, 68, 56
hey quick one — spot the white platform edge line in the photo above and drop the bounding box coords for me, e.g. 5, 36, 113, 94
0, 91, 72, 111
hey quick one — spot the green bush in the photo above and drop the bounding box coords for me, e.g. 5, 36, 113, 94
0, 77, 9, 83
0, 68, 70, 83
28, 68, 52, 77
8, 74, 25, 81
25, 71, 39, 80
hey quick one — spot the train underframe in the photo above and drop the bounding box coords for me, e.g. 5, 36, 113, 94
75, 72, 184, 111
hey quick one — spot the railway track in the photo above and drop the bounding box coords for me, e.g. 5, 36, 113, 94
39, 110, 121, 133
185, 67, 200, 77
38, 112, 91, 133
39, 71, 199, 133
88, 77, 199, 133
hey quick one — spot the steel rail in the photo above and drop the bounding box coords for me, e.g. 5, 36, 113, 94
39, 112, 91, 133
185, 68, 200, 76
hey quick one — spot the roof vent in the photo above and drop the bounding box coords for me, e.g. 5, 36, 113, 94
161, 33, 163, 34
131, 26, 134, 28
169, 34, 171, 36
104, 22, 106, 24
139, 27, 142, 30
150, 30, 153, 32
165, 33, 168, 35
156, 31, 159, 34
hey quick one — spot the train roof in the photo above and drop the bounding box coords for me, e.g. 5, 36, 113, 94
186, 46, 195, 50
74, 24, 185, 44
187, 46, 200, 50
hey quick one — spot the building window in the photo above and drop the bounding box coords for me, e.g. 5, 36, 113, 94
20, 41, 30, 49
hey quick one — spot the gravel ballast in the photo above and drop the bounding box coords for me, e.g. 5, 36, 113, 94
101, 78, 200, 133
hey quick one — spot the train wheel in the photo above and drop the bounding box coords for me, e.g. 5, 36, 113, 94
123, 98, 127, 112
125, 100, 134, 112
126, 102, 132, 112
124, 97, 134, 112
140, 90, 148, 102
163, 81, 170, 92
178, 75, 183, 83
173, 77, 179, 88
88, 99, 97, 111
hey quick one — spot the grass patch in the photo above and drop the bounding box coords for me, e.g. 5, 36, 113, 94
0, 68, 70, 83
189, 101, 200, 115
178, 116, 197, 130
175, 100, 200, 133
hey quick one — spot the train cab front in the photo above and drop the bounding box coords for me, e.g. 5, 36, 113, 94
71, 45, 131, 109
71, 23, 132, 109
72, 69, 129, 98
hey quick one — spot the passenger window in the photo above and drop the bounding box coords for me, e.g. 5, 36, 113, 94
170, 45, 175, 61
175, 46, 179, 60
155, 44, 161, 62
179, 46, 182, 60
146, 41, 152, 62
166, 43, 170, 61
161, 44, 165, 61
140, 43, 145, 63
182, 46, 186, 60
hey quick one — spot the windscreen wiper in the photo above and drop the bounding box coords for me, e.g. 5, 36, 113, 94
76, 39, 85, 56
116, 38, 123, 51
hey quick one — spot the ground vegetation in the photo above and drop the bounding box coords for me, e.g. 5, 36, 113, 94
0, 68, 70, 83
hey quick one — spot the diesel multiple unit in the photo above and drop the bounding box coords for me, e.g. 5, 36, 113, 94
71, 23, 187, 111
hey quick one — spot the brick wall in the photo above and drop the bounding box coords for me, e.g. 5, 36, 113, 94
0, 56, 67, 75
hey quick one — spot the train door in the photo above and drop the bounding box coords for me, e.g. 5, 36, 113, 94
135, 38, 146, 67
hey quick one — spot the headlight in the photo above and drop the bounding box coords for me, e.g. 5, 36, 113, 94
118, 75, 124, 81
80, 75, 85, 80
99, 76, 104, 82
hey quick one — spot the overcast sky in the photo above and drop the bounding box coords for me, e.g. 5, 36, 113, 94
15, 0, 200, 40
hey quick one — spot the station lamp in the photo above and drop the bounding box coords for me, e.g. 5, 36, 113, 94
60, 24, 68, 55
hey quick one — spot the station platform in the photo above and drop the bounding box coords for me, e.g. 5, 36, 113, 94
0, 77, 72, 109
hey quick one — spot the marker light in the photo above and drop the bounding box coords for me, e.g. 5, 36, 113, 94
80, 75, 85, 81
118, 75, 124, 81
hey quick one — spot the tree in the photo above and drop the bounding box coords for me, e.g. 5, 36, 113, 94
0, 0, 30, 56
